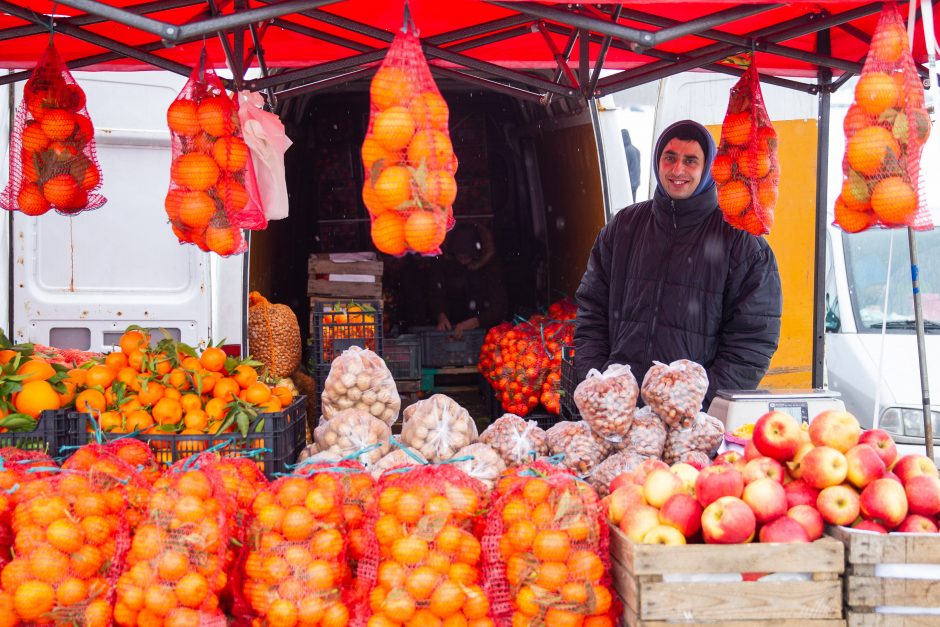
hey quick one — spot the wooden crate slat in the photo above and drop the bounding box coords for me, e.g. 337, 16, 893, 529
848, 613, 940, 627
611, 558, 640, 616
308, 257, 384, 276
639, 580, 843, 621
308, 279, 383, 299
610, 525, 844, 575
828, 525, 940, 565
636, 620, 845, 627
847, 575, 940, 608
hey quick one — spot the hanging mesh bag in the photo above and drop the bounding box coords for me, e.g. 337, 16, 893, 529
165, 53, 266, 256
714, 59, 779, 235
363, 19, 457, 257
835, 2, 932, 232
1, 42, 106, 216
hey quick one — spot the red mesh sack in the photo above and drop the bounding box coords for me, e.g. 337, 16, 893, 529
478, 321, 513, 390
363, 24, 456, 256
482, 468, 618, 625
357, 464, 491, 625
0, 450, 55, 567
714, 60, 779, 235
165, 57, 266, 257
538, 319, 574, 415
835, 3, 932, 232
1, 469, 131, 626
114, 457, 235, 626
495, 323, 549, 416
0, 43, 105, 217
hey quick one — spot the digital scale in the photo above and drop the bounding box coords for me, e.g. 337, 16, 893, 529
707, 389, 846, 433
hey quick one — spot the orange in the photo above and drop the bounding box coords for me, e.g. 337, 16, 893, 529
363, 180, 385, 215
544, 608, 584, 627
216, 177, 249, 211
391, 536, 429, 565
71, 544, 105, 579
717, 180, 751, 216
835, 196, 875, 233
373, 106, 416, 152
157, 550, 190, 582
855, 72, 901, 116
532, 530, 570, 562
197, 95, 236, 137
204, 396, 226, 422
21, 122, 50, 153
870, 175, 917, 225
206, 225, 242, 256
590, 585, 612, 615
233, 364, 258, 388
381, 589, 417, 622
13, 580, 55, 621
409, 91, 449, 130
16, 183, 50, 216
535, 561, 568, 591
406, 566, 440, 601
144, 584, 177, 617
271, 386, 293, 407
373, 165, 414, 212
362, 136, 401, 171
395, 492, 425, 523
843, 103, 873, 137
429, 580, 465, 619
213, 377, 240, 402
56, 576, 89, 607
105, 351, 128, 372
737, 148, 772, 179
561, 581, 589, 604
873, 23, 908, 63
281, 505, 316, 541
321, 602, 350, 627
407, 129, 455, 170
39, 108, 76, 141
568, 549, 604, 582
372, 212, 407, 255
152, 397, 183, 425
124, 409, 154, 431
501, 498, 528, 525
375, 513, 403, 545
449, 563, 478, 586
422, 170, 457, 207
522, 479, 550, 504
756, 178, 778, 211
43, 173, 81, 206
31, 545, 70, 583
14, 380, 61, 418
200, 346, 227, 372
212, 135, 249, 172
85, 364, 115, 388
45, 518, 83, 553
81, 515, 112, 546
312, 528, 343, 558
120, 329, 149, 355
183, 409, 208, 430
17, 358, 56, 382
165, 607, 201, 627
515, 586, 539, 616
371, 66, 415, 110
176, 571, 209, 608
846, 125, 900, 177
167, 98, 200, 136
721, 112, 752, 146
405, 210, 446, 253
711, 154, 733, 184
463, 585, 489, 620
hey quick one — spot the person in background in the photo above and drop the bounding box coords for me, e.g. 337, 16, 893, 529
575, 120, 782, 406
621, 128, 642, 203
431, 222, 508, 339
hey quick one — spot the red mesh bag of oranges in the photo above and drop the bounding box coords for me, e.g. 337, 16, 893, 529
239, 471, 351, 626
363, 24, 457, 257
0, 450, 55, 568
0, 468, 131, 626
713, 59, 779, 236
0, 43, 105, 217
165, 58, 265, 256
114, 458, 236, 627
483, 465, 618, 627
358, 464, 493, 626
835, 3, 932, 232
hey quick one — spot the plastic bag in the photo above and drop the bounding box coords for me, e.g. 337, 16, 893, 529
479, 413, 549, 467
237, 90, 292, 221
321, 346, 401, 425
313, 409, 391, 468
589, 450, 652, 497
835, 3, 932, 232
714, 59, 778, 235
363, 25, 456, 256
573, 363, 639, 442
401, 393, 478, 462
1, 42, 106, 216
164, 57, 265, 256
623, 406, 668, 458
545, 421, 606, 476
369, 445, 428, 478
451, 443, 506, 489
641, 359, 709, 429
663, 412, 726, 465
483, 469, 616, 625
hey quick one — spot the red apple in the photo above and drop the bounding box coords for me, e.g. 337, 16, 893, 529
608, 471, 636, 494
669, 463, 700, 496
883, 471, 902, 483
744, 438, 761, 461
786, 442, 816, 480
632, 459, 671, 487
742, 456, 785, 484
702, 496, 756, 544
620, 503, 661, 542
893, 455, 940, 485
853, 519, 888, 533
858, 429, 899, 469
905, 474, 940, 517
753, 411, 802, 462
659, 493, 703, 538
759, 516, 811, 543
714, 450, 746, 471
784, 479, 820, 508
809, 410, 862, 453
695, 464, 745, 508
606, 484, 646, 524
801, 446, 849, 489
896, 514, 938, 533
817, 484, 861, 526
845, 444, 886, 489
787, 504, 824, 540
860, 478, 909, 529
642, 524, 686, 545
742, 478, 788, 524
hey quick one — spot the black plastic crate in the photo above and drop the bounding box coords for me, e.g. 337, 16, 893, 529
69, 397, 307, 478
0, 409, 69, 456
310, 300, 383, 366
413, 327, 486, 368
384, 335, 421, 380
560, 345, 580, 420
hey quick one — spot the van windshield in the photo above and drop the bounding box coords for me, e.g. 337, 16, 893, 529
844, 229, 940, 331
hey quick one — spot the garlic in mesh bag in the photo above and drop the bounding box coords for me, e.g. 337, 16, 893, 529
479, 413, 548, 467
400, 393, 478, 462
641, 359, 708, 429
623, 406, 668, 458
451, 442, 506, 489
574, 363, 639, 442
589, 450, 652, 497
313, 408, 391, 468
321, 346, 400, 425
370, 442, 428, 478
546, 421, 605, 476
662, 412, 725, 465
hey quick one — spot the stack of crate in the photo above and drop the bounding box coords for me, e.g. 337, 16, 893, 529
383, 335, 422, 421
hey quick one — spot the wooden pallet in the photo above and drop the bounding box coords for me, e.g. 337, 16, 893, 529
610, 523, 845, 626
828, 525, 940, 626
307, 254, 383, 299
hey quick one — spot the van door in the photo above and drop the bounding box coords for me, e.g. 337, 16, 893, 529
10, 71, 243, 352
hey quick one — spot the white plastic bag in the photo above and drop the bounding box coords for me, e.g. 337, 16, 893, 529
321, 346, 401, 425
662, 412, 725, 464
478, 414, 548, 467
400, 394, 478, 462
237, 90, 292, 221
313, 409, 391, 468
574, 363, 639, 442
451, 443, 506, 488
641, 359, 709, 429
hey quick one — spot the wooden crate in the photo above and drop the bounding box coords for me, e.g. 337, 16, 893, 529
610, 523, 845, 626
307, 254, 383, 299
828, 525, 940, 626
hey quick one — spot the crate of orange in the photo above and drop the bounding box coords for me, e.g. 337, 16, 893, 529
310, 299, 383, 366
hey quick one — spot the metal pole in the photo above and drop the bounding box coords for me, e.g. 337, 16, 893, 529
908, 229, 934, 459
813, 29, 832, 390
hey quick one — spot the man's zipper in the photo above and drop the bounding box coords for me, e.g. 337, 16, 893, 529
645, 199, 678, 364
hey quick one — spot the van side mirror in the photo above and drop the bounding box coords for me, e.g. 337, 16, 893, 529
825, 293, 840, 332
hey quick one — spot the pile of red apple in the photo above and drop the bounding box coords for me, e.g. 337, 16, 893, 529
604, 409, 940, 545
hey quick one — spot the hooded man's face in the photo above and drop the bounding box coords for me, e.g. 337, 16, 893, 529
657, 138, 705, 200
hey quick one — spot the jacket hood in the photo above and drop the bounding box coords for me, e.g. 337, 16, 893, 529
653, 120, 717, 198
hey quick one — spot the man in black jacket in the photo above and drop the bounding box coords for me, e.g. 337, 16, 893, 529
574, 120, 782, 406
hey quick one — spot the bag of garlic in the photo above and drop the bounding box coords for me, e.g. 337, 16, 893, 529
321, 345, 400, 425
400, 393, 478, 462
313, 408, 391, 468
451, 442, 506, 489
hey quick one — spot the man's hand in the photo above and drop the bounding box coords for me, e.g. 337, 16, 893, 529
436, 313, 452, 331
453, 317, 480, 339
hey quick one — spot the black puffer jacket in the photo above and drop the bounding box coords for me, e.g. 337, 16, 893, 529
574, 186, 782, 405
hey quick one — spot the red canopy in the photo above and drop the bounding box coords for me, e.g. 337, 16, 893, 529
0, 1, 937, 96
